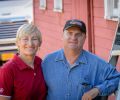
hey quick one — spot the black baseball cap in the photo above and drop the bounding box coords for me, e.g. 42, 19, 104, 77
63, 19, 86, 33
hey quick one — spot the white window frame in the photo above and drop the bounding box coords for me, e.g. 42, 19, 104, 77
53, 0, 63, 12
104, 0, 120, 21
39, 0, 46, 10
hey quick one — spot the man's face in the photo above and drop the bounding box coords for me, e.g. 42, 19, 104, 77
63, 26, 86, 51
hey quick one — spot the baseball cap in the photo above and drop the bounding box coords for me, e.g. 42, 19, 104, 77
63, 19, 86, 33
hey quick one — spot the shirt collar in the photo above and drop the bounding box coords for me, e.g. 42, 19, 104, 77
55, 49, 87, 64
76, 50, 87, 64
55, 49, 64, 61
12, 54, 40, 70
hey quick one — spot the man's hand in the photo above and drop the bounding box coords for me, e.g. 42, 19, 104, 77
82, 88, 100, 100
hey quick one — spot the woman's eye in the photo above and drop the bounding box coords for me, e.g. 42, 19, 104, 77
21, 38, 28, 41
23, 38, 28, 40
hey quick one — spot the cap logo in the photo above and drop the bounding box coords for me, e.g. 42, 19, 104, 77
70, 20, 82, 26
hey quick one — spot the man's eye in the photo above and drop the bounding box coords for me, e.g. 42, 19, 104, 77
77, 33, 83, 37
78, 34, 82, 37
32, 38, 38, 40
66, 32, 72, 36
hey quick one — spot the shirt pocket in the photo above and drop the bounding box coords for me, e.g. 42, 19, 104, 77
77, 78, 93, 100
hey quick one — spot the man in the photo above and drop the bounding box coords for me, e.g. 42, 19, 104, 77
42, 19, 120, 100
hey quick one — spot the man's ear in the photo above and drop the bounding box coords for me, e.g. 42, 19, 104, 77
61, 32, 65, 40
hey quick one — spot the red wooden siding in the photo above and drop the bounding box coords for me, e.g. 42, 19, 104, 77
93, 0, 118, 61
34, 0, 120, 70
34, 0, 90, 58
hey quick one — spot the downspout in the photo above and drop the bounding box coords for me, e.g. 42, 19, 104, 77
87, 0, 95, 53
32, 0, 35, 24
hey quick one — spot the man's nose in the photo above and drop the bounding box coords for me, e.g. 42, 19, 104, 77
71, 35, 77, 39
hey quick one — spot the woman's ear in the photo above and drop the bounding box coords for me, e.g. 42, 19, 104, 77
16, 41, 18, 47
15, 41, 20, 52
16, 40, 20, 48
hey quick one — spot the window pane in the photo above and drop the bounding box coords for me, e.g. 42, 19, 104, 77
54, 0, 62, 12
114, 0, 119, 8
39, 0, 46, 9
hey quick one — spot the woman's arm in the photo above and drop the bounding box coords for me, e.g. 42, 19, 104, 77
0, 96, 11, 100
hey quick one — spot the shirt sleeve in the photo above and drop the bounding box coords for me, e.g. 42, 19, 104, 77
95, 63, 120, 96
0, 63, 14, 97
39, 65, 47, 100
116, 81, 120, 100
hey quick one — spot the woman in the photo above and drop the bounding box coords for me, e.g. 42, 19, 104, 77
0, 23, 46, 100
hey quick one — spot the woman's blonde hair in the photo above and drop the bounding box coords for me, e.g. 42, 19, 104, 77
16, 23, 42, 45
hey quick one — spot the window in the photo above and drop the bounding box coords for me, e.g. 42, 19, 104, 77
113, 0, 119, 16
53, 0, 62, 12
39, 0, 46, 10
104, 0, 120, 20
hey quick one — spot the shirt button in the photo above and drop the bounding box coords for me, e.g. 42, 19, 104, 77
66, 93, 70, 96
34, 73, 36, 76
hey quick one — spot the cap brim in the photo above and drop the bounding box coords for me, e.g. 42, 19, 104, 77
64, 24, 82, 31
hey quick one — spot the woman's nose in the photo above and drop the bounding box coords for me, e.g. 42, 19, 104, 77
27, 39, 33, 46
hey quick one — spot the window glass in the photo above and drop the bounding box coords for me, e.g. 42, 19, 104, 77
54, 0, 62, 12
114, 0, 119, 8
39, 0, 46, 10
104, 0, 120, 20
113, 0, 119, 17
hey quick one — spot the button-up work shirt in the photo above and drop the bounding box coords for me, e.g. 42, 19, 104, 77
42, 49, 120, 100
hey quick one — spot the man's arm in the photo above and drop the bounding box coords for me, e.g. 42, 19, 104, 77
115, 81, 120, 100
95, 65, 120, 96
82, 63, 120, 100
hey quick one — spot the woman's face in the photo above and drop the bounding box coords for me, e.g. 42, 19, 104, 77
16, 32, 40, 57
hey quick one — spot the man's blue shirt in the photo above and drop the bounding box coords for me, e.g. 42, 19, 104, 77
42, 49, 120, 100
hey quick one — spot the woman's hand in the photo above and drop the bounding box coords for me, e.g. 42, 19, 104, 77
0, 96, 11, 100
82, 88, 100, 100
